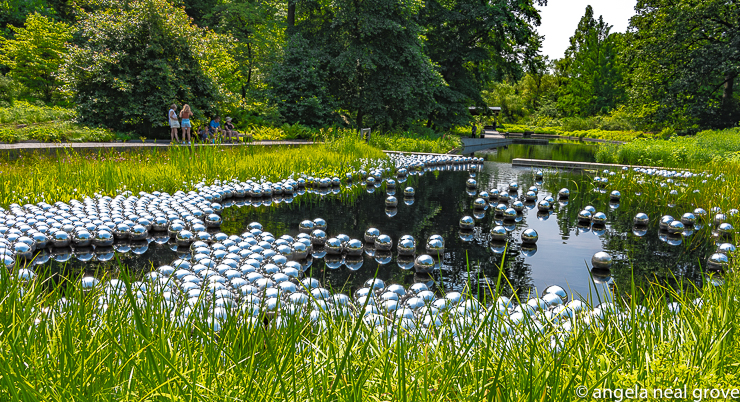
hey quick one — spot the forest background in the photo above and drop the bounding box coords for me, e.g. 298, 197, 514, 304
0, 0, 737, 142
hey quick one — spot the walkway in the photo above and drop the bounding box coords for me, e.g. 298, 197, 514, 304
0, 139, 315, 151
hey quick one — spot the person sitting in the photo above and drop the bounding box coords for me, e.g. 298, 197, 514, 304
208, 116, 222, 142
222, 117, 239, 142
197, 126, 209, 143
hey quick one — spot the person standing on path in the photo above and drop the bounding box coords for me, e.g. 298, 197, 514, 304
169, 104, 180, 143
180, 104, 193, 145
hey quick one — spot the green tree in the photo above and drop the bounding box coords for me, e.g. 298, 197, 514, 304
62, 0, 223, 134
420, 0, 544, 130
558, 6, 624, 116
0, 12, 71, 101
627, 0, 740, 129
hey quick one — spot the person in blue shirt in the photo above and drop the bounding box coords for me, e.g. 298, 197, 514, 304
208, 116, 221, 142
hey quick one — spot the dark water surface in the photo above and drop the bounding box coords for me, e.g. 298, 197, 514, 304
478, 142, 598, 163
42, 160, 714, 301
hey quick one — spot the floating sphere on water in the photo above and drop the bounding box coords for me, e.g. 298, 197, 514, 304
490, 225, 507, 241
537, 200, 550, 212
577, 210, 592, 223
535, 171, 543, 179
707, 253, 729, 270
714, 213, 727, 225
414, 254, 435, 274
525, 191, 537, 201
466, 178, 477, 188
386, 179, 396, 188
345, 239, 363, 256
80, 276, 99, 291
375, 234, 392, 251
508, 182, 518, 192
543, 285, 568, 303
299, 220, 315, 233
634, 213, 649, 226
591, 251, 613, 269
404, 187, 415, 197
609, 190, 621, 201
592, 212, 607, 226
310, 229, 327, 246
204, 214, 221, 229
473, 198, 487, 209
512, 200, 524, 213
426, 238, 444, 256
459, 216, 474, 230
93, 230, 114, 247
503, 208, 517, 221
694, 208, 707, 221
584, 205, 596, 214
325, 238, 342, 254
659, 215, 675, 230
521, 228, 538, 244
681, 213, 696, 226
558, 188, 570, 198
364, 228, 380, 243
398, 238, 416, 256
385, 196, 398, 207
668, 220, 685, 235
717, 243, 736, 255
313, 218, 327, 231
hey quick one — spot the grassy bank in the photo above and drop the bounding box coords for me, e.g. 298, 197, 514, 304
501, 124, 660, 142
0, 259, 737, 400
0, 137, 387, 206
596, 128, 740, 168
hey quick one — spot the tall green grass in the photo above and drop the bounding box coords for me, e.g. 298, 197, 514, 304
0, 101, 76, 125
0, 262, 737, 400
0, 138, 388, 206
596, 128, 740, 167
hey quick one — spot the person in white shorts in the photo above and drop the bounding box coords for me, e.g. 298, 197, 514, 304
169, 104, 180, 143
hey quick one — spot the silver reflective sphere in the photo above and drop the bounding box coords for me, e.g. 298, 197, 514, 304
385, 196, 398, 207
508, 182, 518, 192
681, 213, 696, 226
325, 238, 342, 254
313, 218, 327, 231
364, 227, 380, 243
525, 191, 537, 201
503, 208, 517, 221
310, 229, 327, 246
558, 188, 570, 198
414, 254, 435, 274
707, 253, 729, 270
426, 238, 444, 256
459, 216, 474, 230
592, 212, 607, 225
397, 238, 416, 256
375, 234, 392, 251
542, 285, 568, 303
718, 223, 734, 238
633, 213, 649, 226
299, 220, 315, 233
466, 178, 477, 188
512, 200, 524, 212
668, 220, 685, 235
609, 190, 621, 201
490, 225, 507, 241
537, 200, 550, 212
404, 187, 415, 197
591, 251, 613, 269
694, 208, 707, 221
345, 239, 363, 256
659, 215, 675, 230
521, 228, 538, 244
473, 198, 487, 209
717, 243, 736, 255
577, 210, 592, 223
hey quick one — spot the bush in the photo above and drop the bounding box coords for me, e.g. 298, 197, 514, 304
0, 101, 75, 124
0, 122, 115, 143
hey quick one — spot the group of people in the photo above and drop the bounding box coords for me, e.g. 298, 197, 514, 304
168, 104, 240, 144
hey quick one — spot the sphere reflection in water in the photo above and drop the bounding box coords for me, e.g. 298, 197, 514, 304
591, 251, 613, 269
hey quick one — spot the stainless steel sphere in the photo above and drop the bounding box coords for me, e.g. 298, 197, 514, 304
668, 220, 685, 235
558, 188, 570, 198
429, 234, 444, 246
494, 203, 506, 216
466, 178, 477, 188
718, 223, 734, 238
609, 190, 621, 201
521, 228, 538, 244
717, 243, 736, 255
313, 218, 327, 231
176, 230, 194, 247
503, 208, 517, 221
364, 227, 380, 243
385, 196, 398, 207
537, 200, 550, 211
634, 213, 649, 226
659, 215, 675, 230
577, 210, 592, 223
426, 238, 444, 256
375, 234, 392, 251
525, 191, 537, 201
299, 220, 315, 233
542, 285, 568, 303
404, 187, 415, 197
707, 253, 729, 270
490, 225, 507, 241
459, 216, 474, 230
345, 239, 363, 256
512, 200, 524, 212
714, 213, 727, 225
591, 251, 613, 269
325, 238, 342, 254
310, 229, 327, 246
694, 208, 707, 221
508, 182, 518, 192
130, 224, 148, 241
73, 230, 92, 247
592, 212, 607, 225
473, 198, 487, 209
397, 238, 416, 256
52, 230, 71, 248
414, 254, 435, 274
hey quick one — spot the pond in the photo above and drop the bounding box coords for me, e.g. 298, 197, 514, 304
34, 158, 714, 302
477, 142, 599, 163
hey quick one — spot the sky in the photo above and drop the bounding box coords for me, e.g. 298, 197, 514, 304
536, 0, 638, 61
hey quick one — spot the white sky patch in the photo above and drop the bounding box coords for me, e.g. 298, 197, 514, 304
536, 0, 637, 60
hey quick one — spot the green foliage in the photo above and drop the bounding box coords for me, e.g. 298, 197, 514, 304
596, 128, 740, 167
627, 0, 740, 129
62, 0, 223, 135
0, 74, 20, 105
0, 13, 72, 101
369, 132, 461, 154
503, 124, 657, 142
0, 121, 115, 143
0, 100, 75, 123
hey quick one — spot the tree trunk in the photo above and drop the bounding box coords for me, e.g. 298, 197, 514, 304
356, 111, 364, 129
721, 72, 736, 124
287, 1, 295, 33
